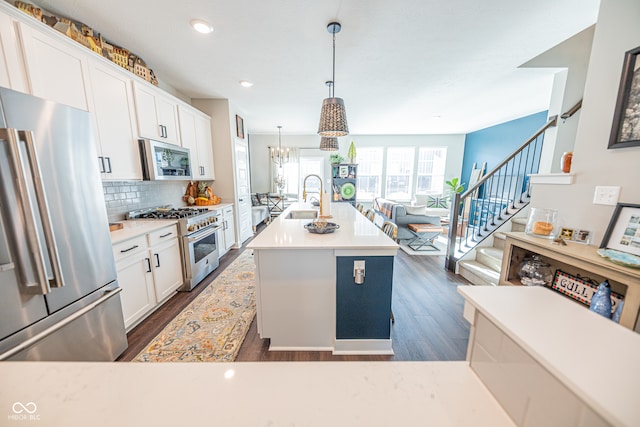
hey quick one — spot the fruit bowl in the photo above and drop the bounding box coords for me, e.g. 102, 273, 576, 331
304, 221, 340, 234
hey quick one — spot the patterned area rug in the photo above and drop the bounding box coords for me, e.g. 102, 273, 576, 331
134, 250, 256, 362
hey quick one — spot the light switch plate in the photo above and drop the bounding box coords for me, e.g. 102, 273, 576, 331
593, 186, 620, 205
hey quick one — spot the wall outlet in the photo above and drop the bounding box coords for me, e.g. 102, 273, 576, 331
593, 186, 620, 205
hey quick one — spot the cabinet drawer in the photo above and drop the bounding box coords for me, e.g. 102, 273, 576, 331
223, 206, 233, 216
112, 235, 147, 262
148, 225, 178, 247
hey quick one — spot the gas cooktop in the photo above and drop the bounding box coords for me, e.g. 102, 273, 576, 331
126, 207, 209, 220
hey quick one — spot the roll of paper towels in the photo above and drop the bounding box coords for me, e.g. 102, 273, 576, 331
321, 193, 331, 216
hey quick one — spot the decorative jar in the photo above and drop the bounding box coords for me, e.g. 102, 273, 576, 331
518, 254, 553, 286
525, 207, 559, 239
560, 151, 573, 173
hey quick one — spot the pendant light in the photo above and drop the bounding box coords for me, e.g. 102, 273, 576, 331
319, 81, 340, 151
318, 22, 349, 137
270, 126, 289, 167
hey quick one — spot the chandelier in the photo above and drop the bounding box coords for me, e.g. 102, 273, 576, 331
271, 125, 289, 167
318, 22, 349, 137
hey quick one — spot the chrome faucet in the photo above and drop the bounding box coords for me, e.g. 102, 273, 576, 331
303, 174, 323, 215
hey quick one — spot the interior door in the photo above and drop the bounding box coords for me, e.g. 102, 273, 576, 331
234, 138, 253, 243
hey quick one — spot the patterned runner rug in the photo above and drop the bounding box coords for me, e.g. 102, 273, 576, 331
134, 250, 256, 362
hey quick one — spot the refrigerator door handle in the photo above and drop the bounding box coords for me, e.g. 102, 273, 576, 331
2, 128, 65, 294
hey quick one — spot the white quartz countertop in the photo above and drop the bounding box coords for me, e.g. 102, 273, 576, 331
109, 220, 178, 244
0, 361, 514, 427
458, 286, 640, 427
247, 202, 398, 251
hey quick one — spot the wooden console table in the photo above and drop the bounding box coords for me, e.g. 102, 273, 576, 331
500, 232, 640, 332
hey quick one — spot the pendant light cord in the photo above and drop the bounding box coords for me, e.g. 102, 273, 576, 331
332, 31, 336, 97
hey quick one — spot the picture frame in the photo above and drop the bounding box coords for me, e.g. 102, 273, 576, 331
236, 114, 244, 139
559, 227, 592, 244
600, 203, 640, 256
608, 45, 640, 149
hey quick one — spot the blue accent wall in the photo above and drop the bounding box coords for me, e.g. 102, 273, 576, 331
460, 111, 548, 192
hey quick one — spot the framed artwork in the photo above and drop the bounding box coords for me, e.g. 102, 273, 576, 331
236, 114, 244, 139
608, 45, 640, 149
600, 203, 640, 256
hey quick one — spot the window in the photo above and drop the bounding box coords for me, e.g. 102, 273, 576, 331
385, 147, 414, 201
416, 147, 447, 195
355, 147, 383, 200
298, 156, 324, 199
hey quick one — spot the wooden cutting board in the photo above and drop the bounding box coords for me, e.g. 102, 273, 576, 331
109, 223, 124, 232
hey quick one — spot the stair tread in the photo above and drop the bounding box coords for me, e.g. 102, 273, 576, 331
494, 232, 507, 240
476, 246, 504, 262
512, 217, 528, 225
459, 260, 500, 286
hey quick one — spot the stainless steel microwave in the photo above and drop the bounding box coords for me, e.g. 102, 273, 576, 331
139, 138, 192, 180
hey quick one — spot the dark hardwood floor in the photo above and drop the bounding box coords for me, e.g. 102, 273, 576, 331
118, 223, 472, 362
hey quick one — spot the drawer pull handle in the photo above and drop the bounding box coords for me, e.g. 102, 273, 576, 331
145, 257, 151, 273
159, 232, 172, 238
120, 244, 139, 253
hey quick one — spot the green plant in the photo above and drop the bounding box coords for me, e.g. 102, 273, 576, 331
444, 177, 465, 198
329, 153, 344, 164
347, 141, 357, 163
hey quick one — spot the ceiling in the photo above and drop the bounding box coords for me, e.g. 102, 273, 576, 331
32, 0, 600, 135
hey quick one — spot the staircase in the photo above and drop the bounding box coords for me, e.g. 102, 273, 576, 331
457, 217, 527, 286
445, 115, 559, 272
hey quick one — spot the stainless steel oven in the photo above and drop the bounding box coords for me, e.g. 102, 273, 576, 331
127, 207, 222, 291
182, 224, 221, 291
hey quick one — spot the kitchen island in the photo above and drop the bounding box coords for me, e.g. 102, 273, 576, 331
247, 202, 398, 354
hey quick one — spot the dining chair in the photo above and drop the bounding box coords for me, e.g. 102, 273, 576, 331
381, 221, 398, 242
364, 209, 375, 222
356, 203, 364, 213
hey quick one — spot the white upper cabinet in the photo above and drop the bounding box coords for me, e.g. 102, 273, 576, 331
17, 21, 91, 111
133, 82, 180, 145
178, 105, 215, 180
0, 10, 28, 92
88, 62, 142, 180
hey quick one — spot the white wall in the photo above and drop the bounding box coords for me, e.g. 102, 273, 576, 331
248, 133, 466, 195
530, 0, 640, 243
523, 26, 595, 173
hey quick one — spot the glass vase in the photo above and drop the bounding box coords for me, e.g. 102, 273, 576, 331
525, 208, 559, 239
518, 254, 553, 286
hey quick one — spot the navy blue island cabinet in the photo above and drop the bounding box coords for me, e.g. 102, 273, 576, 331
336, 256, 394, 339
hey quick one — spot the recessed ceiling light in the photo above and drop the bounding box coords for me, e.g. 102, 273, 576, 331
239, 80, 254, 88
190, 19, 213, 34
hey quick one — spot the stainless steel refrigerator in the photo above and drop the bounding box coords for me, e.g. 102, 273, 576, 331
0, 87, 127, 361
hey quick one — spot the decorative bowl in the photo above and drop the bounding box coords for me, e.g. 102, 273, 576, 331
304, 221, 340, 234
597, 248, 640, 269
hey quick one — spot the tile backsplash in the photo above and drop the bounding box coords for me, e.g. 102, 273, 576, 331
103, 181, 187, 222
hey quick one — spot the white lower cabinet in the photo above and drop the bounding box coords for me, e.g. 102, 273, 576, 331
222, 205, 236, 252
114, 225, 183, 331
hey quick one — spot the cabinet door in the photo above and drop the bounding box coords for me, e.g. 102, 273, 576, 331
18, 22, 91, 110
177, 105, 201, 177
195, 114, 215, 179
116, 253, 155, 331
133, 83, 162, 140
89, 63, 142, 180
150, 238, 183, 302
155, 94, 180, 145
0, 11, 28, 92
223, 207, 235, 251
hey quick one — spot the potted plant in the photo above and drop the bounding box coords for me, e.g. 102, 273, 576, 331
329, 153, 344, 164
445, 177, 465, 198
347, 141, 357, 163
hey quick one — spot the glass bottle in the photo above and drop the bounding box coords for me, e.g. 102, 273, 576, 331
518, 254, 553, 286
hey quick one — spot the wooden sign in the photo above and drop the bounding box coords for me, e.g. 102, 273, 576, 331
549, 270, 624, 314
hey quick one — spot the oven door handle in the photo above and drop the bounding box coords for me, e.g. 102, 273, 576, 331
186, 225, 221, 243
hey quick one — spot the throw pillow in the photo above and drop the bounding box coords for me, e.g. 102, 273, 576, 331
251, 194, 261, 206
427, 195, 448, 209
405, 204, 427, 215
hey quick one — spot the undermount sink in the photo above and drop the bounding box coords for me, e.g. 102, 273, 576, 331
285, 210, 318, 219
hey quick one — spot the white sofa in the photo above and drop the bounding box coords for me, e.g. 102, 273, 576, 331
252, 205, 269, 232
